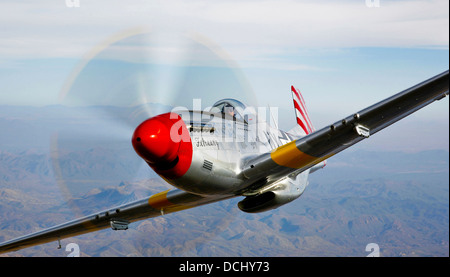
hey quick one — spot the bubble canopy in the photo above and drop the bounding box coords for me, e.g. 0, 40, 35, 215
210, 98, 257, 123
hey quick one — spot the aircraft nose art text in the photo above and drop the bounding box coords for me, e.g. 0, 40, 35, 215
132, 112, 193, 179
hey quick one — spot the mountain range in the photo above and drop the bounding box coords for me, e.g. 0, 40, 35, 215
0, 148, 447, 257
0, 105, 448, 257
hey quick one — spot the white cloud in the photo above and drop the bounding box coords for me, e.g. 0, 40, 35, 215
0, 0, 448, 66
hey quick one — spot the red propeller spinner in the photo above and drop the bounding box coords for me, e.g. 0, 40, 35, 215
132, 112, 192, 179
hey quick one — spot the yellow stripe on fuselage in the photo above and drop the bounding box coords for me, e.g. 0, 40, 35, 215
270, 140, 333, 169
148, 190, 191, 214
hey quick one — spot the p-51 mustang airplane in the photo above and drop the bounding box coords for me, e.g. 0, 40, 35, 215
0, 70, 448, 254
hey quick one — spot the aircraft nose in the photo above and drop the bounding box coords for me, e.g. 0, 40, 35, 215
132, 114, 180, 164
132, 112, 192, 179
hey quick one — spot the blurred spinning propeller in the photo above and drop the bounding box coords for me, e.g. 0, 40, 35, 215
49, 28, 257, 256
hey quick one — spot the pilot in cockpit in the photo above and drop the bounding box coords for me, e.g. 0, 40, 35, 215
223, 103, 235, 117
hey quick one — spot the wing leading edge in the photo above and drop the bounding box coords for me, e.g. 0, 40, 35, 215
283, 70, 449, 167
242, 70, 449, 181
0, 189, 231, 254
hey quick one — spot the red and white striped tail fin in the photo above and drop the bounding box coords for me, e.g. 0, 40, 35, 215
290, 86, 326, 170
291, 85, 315, 135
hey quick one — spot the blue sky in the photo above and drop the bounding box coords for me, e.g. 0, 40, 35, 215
0, 0, 448, 151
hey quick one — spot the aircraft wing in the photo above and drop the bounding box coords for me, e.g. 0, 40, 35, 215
1, 70, 448, 255
242, 70, 449, 182
0, 189, 231, 254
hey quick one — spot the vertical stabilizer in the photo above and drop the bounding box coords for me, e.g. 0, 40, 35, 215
290, 85, 315, 135
289, 86, 326, 170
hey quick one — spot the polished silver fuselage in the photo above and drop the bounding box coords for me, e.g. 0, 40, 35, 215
167, 110, 310, 200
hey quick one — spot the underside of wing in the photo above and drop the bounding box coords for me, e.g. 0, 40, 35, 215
0, 189, 231, 254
